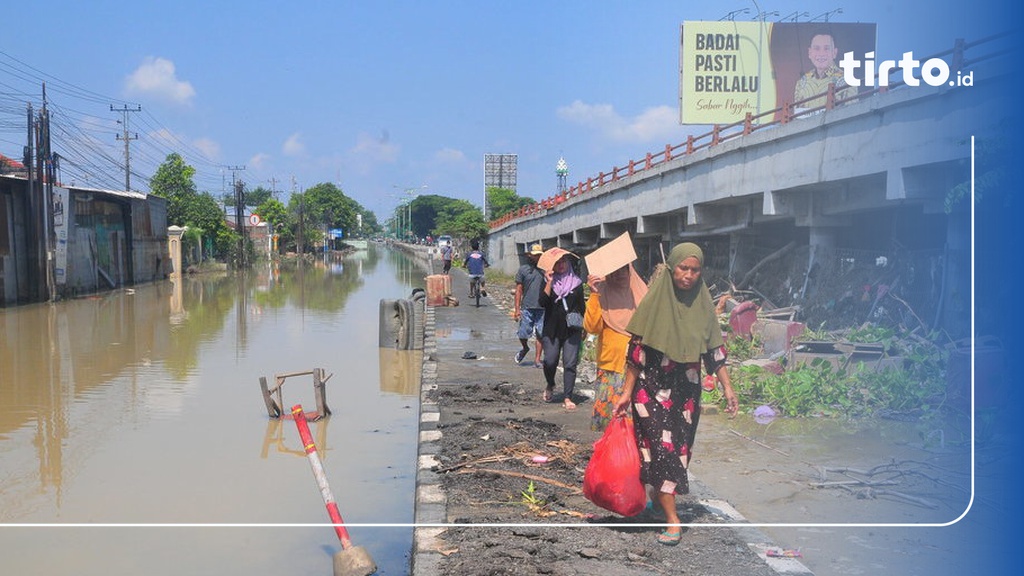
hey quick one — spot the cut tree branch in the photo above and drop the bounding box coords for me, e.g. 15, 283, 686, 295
457, 467, 583, 493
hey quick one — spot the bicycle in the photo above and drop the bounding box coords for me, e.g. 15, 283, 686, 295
468, 274, 484, 307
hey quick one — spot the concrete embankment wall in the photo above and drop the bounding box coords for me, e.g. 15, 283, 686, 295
389, 242, 440, 275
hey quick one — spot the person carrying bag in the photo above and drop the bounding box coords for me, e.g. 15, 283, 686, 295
583, 416, 646, 517
537, 247, 585, 410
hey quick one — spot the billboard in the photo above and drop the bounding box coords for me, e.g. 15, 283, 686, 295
484, 153, 517, 191
680, 21, 876, 125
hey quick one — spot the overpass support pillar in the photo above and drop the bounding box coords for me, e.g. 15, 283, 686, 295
809, 226, 838, 253
802, 226, 840, 300
942, 209, 970, 337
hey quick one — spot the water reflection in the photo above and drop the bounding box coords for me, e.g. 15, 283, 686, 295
1, 283, 185, 511
261, 418, 331, 460
379, 349, 424, 396
0, 244, 423, 575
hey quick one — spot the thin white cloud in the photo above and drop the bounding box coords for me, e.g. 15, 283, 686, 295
282, 133, 305, 157
146, 128, 219, 162
193, 137, 221, 161
433, 147, 467, 164
248, 152, 271, 171
148, 128, 179, 147
124, 57, 196, 105
557, 100, 682, 143
558, 101, 618, 129
350, 131, 399, 166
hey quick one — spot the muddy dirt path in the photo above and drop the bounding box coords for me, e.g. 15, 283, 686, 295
417, 274, 1000, 576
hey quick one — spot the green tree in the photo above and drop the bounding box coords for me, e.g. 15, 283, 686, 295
354, 208, 379, 237
406, 194, 448, 239
256, 198, 287, 229
150, 153, 234, 259
221, 184, 274, 209
246, 185, 274, 208
287, 192, 316, 253
255, 198, 289, 252
436, 203, 488, 240
402, 194, 488, 240
486, 186, 533, 220
149, 152, 197, 206
253, 196, 286, 228
303, 182, 360, 237
181, 191, 228, 235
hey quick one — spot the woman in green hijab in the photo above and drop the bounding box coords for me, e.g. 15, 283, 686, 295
612, 242, 738, 546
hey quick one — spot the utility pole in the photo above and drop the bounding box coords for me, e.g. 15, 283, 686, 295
38, 94, 56, 301
225, 165, 246, 217
226, 165, 246, 203
297, 191, 305, 258
111, 104, 141, 191
235, 179, 247, 268
24, 102, 43, 300
226, 165, 246, 268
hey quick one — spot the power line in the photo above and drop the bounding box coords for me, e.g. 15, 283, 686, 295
0, 49, 232, 195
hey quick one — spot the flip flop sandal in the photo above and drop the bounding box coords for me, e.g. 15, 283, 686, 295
542, 387, 554, 402
657, 530, 682, 546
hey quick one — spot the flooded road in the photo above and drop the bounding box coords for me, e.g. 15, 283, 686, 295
0, 244, 425, 575
694, 411, 982, 576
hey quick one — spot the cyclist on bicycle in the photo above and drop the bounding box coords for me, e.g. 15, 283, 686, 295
463, 239, 490, 297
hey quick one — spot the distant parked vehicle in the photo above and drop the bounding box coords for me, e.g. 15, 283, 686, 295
437, 235, 452, 248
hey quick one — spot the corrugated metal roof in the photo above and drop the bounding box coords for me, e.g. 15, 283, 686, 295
0, 174, 149, 201
58, 184, 149, 201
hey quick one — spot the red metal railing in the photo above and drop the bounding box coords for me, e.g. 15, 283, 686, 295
489, 33, 1007, 230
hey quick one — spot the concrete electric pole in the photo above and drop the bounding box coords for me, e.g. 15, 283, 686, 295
111, 104, 141, 192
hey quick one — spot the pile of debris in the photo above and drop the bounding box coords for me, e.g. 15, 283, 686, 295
716, 295, 906, 375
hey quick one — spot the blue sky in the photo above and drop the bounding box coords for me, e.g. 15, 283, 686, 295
0, 1, 1009, 222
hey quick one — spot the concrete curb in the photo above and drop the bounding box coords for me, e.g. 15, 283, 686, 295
696, 490, 815, 575
412, 304, 446, 575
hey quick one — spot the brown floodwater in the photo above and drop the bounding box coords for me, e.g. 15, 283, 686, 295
0, 244, 425, 575
693, 409, 984, 576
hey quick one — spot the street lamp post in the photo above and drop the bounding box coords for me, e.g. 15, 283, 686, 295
810, 8, 843, 22
396, 202, 405, 240
388, 194, 406, 241
393, 185, 427, 243
718, 8, 749, 20
781, 11, 810, 22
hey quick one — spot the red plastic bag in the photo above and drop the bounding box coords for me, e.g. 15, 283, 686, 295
583, 417, 646, 517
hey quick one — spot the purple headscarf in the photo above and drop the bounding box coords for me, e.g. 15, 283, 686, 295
552, 258, 582, 299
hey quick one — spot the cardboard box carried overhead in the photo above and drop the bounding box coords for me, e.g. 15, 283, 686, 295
583, 232, 637, 278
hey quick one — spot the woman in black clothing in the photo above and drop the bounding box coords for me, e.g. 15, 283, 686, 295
538, 248, 586, 410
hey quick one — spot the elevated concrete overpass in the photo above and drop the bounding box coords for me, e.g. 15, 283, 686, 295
486, 35, 1009, 337
489, 76, 999, 277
